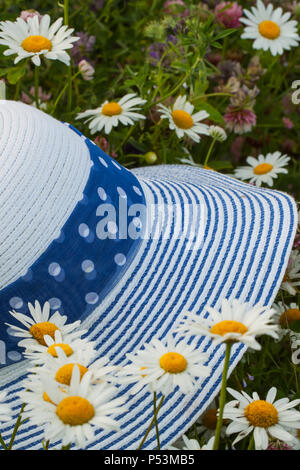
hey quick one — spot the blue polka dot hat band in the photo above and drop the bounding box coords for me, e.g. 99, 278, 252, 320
0, 123, 145, 366
0, 101, 297, 449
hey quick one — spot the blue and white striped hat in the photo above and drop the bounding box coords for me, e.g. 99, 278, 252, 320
0, 100, 297, 449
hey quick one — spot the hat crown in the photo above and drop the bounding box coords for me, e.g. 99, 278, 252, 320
0, 100, 91, 290
0, 101, 145, 367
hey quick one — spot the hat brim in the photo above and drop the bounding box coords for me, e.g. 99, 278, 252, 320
0, 164, 297, 449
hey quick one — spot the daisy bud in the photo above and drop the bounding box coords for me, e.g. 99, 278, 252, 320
20, 10, 42, 22
78, 60, 95, 81
209, 125, 227, 142
144, 152, 158, 165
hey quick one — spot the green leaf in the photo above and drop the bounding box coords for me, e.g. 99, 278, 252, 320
214, 28, 237, 40
210, 42, 223, 49
289, 320, 300, 333
7, 63, 27, 85
0, 67, 10, 78
196, 102, 225, 124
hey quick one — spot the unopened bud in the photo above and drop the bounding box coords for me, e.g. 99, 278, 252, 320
79, 60, 95, 81
144, 152, 158, 164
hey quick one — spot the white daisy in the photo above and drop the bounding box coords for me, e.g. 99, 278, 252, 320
240, 0, 300, 56
224, 387, 300, 450
177, 299, 278, 350
118, 335, 211, 396
0, 15, 79, 66
76, 93, 146, 135
0, 391, 12, 423
34, 347, 118, 387
234, 152, 290, 187
280, 250, 300, 295
21, 365, 126, 449
158, 96, 210, 143
6, 300, 81, 351
23, 329, 96, 366
272, 301, 300, 340
209, 125, 227, 142
167, 435, 214, 450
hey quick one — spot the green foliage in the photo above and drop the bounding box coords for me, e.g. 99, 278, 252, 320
0, 0, 296, 192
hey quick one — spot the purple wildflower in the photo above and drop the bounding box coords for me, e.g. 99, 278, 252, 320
70, 32, 96, 64
148, 42, 166, 66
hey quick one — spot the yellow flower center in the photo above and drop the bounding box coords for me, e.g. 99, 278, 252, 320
259, 20, 280, 40
47, 343, 74, 358
244, 400, 278, 428
280, 308, 300, 328
55, 363, 88, 386
159, 352, 187, 374
297, 429, 300, 439
202, 408, 218, 430
254, 163, 273, 175
29, 322, 59, 346
22, 35, 52, 53
171, 109, 194, 129
101, 102, 122, 116
56, 396, 95, 426
210, 320, 248, 337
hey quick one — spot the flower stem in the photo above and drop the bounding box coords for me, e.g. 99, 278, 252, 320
138, 395, 164, 450
42, 439, 50, 450
63, 0, 72, 114
115, 125, 136, 153
14, 80, 21, 101
281, 291, 299, 392
193, 422, 201, 445
64, 0, 69, 24
61, 443, 71, 450
34, 66, 39, 110
247, 434, 254, 450
7, 403, 26, 450
203, 138, 216, 167
0, 433, 7, 450
148, 56, 201, 111
67, 65, 73, 114
153, 392, 160, 450
213, 343, 232, 450
51, 71, 80, 115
